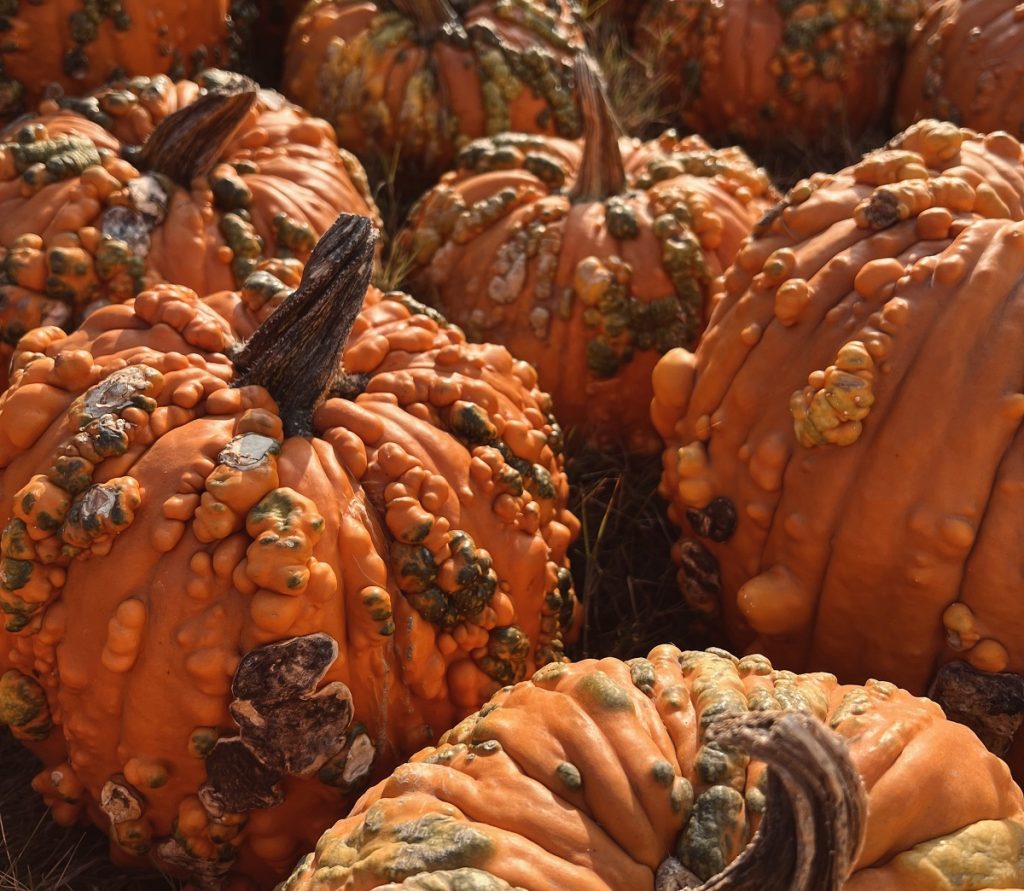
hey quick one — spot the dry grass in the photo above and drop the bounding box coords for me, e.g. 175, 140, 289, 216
0, 733, 175, 891
565, 445, 723, 662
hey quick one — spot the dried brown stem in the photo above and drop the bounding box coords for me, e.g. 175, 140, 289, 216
930, 660, 1024, 758
134, 79, 258, 187
662, 711, 867, 891
390, 0, 462, 37
568, 54, 626, 202
233, 213, 378, 437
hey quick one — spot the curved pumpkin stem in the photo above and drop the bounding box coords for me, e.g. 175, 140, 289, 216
390, 0, 462, 38
233, 213, 378, 438
659, 711, 867, 891
568, 54, 626, 203
133, 78, 258, 187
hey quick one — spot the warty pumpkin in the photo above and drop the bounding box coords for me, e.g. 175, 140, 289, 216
396, 59, 776, 453
282, 0, 587, 188
635, 0, 925, 149
0, 0, 256, 121
278, 645, 1024, 891
0, 68, 379, 390
896, 0, 1024, 137
0, 213, 579, 886
652, 119, 1024, 765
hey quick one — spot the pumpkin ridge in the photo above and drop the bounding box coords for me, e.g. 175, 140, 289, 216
132, 79, 258, 188
384, 751, 634, 872
233, 213, 378, 437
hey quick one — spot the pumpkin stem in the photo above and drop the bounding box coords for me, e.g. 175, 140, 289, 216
930, 660, 1024, 758
568, 55, 626, 203
232, 213, 378, 438
389, 0, 463, 38
133, 78, 258, 187
664, 711, 866, 890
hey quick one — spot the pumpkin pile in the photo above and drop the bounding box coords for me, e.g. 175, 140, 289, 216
0, 214, 578, 883
2, 3, 1024, 891
397, 58, 776, 452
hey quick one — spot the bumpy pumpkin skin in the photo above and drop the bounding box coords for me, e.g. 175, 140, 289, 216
0, 69, 379, 388
279, 646, 1024, 891
282, 0, 587, 187
398, 129, 776, 453
0, 0, 257, 121
653, 120, 1024, 698
636, 0, 924, 148
0, 234, 579, 884
896, 0, 1024, 137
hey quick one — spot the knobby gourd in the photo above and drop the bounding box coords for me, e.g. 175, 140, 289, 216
278, 646, 1024, 891
653, 119, 1024, 768
0, 68, 379, 389
397, 58, 775, 453
0, 214, 579, 886
636, 0, 924, 148
282, 0, 588, 188
0, 0, 258, 121
896, 0, 1024, 137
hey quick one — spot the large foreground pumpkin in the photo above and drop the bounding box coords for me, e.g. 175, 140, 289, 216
636, 0, 924, 148
0, 68, 379, 388
279, 645, 1024, 891
0, 214, 579, 885
282, 0, 587, 187
0, 1, 254, 121
653, 120, 1024, 758
398, 60, 775, 452
896, 0, 1024, 136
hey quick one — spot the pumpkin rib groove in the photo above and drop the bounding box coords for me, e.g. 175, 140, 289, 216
792, 233, 980, 663
804, 223, 1024, 681
697, 227, 930, 645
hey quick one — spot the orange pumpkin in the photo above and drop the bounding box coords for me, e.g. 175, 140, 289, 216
653, 120, 1024, 757
0, 0, 252, 121
282, 0, 587, 188
397, 60, 776, 453
0, 214, 578, 885
896, 0, 1024, 137
279, 646, 1024, 891
635, 0, 925, 148
0, 68, 379, 389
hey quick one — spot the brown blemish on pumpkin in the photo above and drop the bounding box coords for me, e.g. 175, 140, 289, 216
200, 633, 356, 819
318, 724, 377, 792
